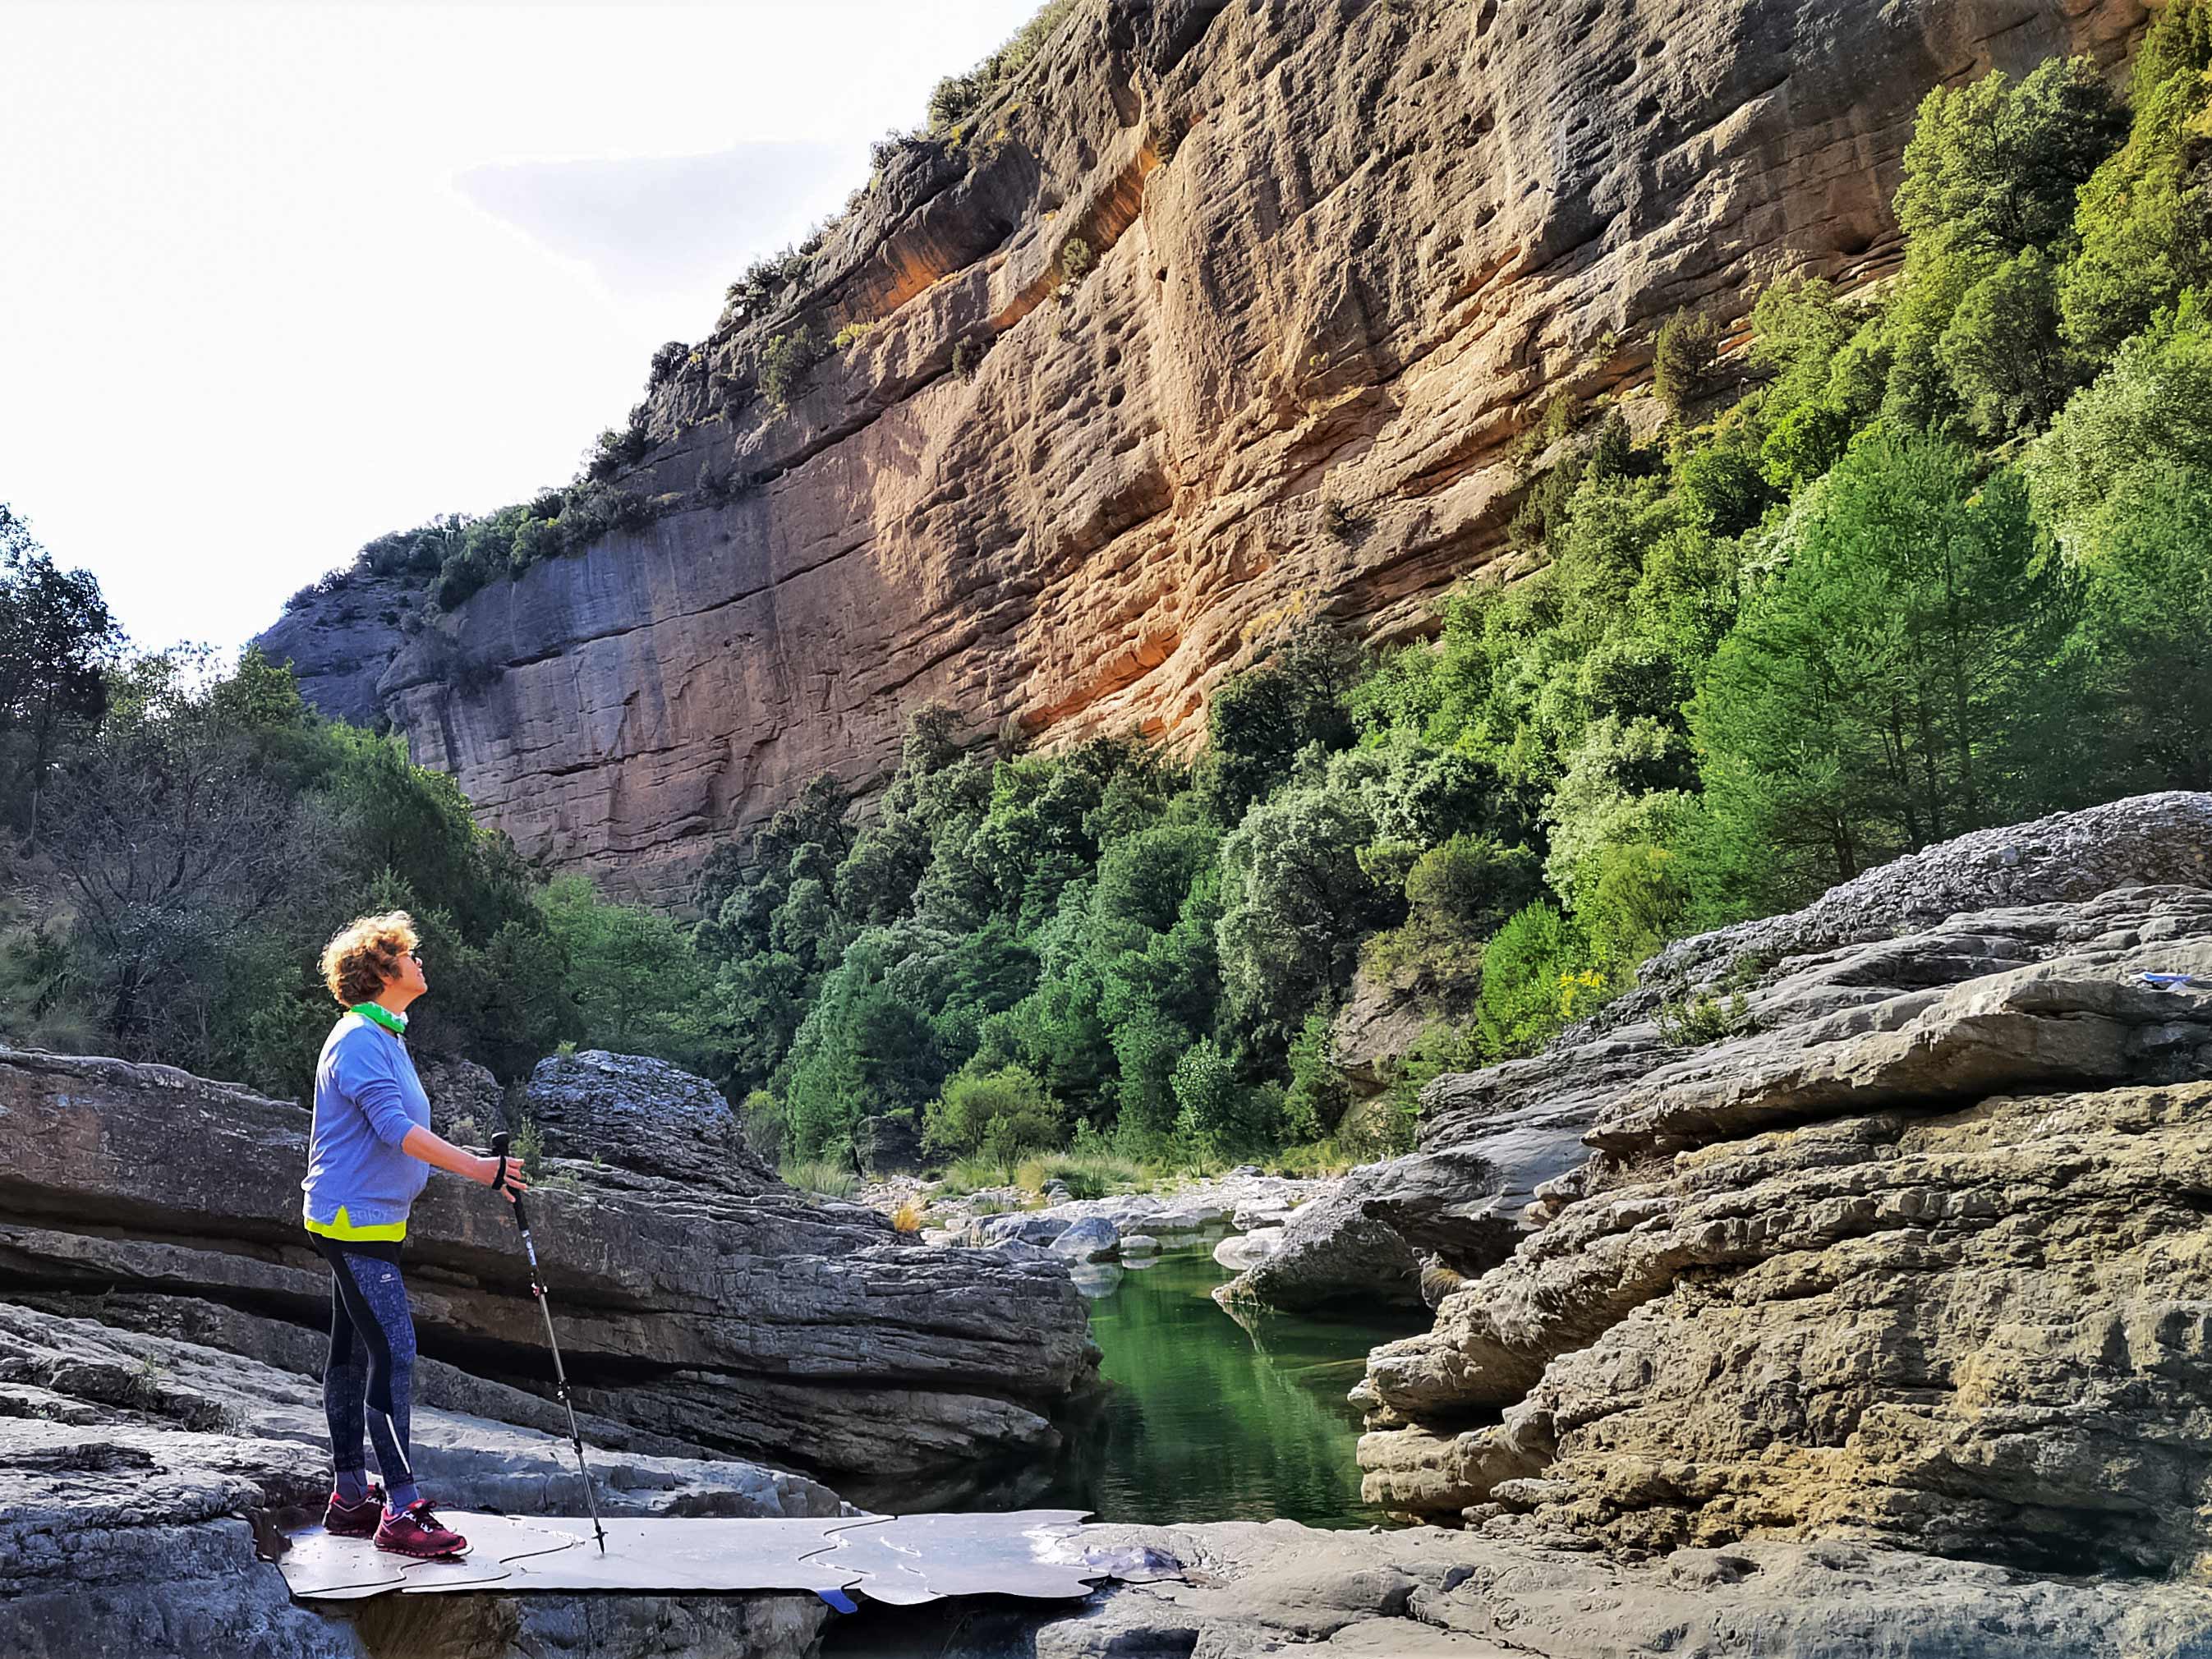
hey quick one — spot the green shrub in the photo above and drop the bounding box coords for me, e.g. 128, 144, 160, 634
740, 1089, 787, 1162
511, 1115, 545, 1179
924, 1064, 1062, 1158
832, 321, 877, 352
1474, 902, 1590, 1059
760, 325, 825, 413
1653, 309, 1721, 416
1060, 236, 1095, 283
1656, 990, 1744, 1046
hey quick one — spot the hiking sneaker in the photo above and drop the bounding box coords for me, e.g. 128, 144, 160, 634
322, 1483, 385, 1537
372, 1500, 468, 1559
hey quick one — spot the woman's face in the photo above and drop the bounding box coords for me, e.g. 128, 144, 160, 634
388, 945, 429, 1000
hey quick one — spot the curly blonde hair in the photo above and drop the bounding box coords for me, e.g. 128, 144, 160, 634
320, 911, 419, 1007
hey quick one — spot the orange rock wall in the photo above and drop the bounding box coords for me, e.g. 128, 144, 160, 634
274, 0, 2150, 905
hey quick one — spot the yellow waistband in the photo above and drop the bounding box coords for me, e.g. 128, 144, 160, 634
304, 1204, 407, 1243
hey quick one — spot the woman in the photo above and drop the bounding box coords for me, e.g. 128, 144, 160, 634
301, 909, 526, 1559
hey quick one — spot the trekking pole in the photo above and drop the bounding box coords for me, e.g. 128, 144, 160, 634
491, 1131, 607, 1553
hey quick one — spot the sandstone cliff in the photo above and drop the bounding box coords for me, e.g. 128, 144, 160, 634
258, 0, 2150, 903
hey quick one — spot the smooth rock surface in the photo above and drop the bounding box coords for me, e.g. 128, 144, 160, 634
1216, 1194, 1423, 1312
0, 1304, 838, 1659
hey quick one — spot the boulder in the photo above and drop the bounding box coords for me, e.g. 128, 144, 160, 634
1216, 1197, 1423, 1312
1213, 1229, 1283, 1272
413, 1051, 505, 1143
0, 1046, 1097, 1510
1119, 1234, 1160, 1258
1051, 1217, 1123, 1262
962, 1212, 1072, 1248
522, 1049, 770, 1193
854, 1110, 927, 1176
1346, 798, 2212, 1577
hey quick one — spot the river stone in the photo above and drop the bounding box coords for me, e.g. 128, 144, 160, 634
967, 1212, 1073, 1248
1214, 1229, 1284, 1272
1051, 1218, 1121, 1261
1216, 1197, 1423, 1312
1119, 1234, 1160, 1257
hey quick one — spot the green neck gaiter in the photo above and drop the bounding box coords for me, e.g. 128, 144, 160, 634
350, 1002, 407, 1036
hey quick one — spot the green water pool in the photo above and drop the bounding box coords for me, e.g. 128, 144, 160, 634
1041, 1246, 1427, 1528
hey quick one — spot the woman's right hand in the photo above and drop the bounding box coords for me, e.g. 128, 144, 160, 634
477, 1152, 528, 1202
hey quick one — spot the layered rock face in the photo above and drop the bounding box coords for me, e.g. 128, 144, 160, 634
260, 0, 2148, 903
1341, 792, 2212, 1579
0, 1045, 1097, 1510
0, 1304, 843, 1659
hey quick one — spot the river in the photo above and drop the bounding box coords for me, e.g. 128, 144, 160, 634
1040, 1245, 1426, 1528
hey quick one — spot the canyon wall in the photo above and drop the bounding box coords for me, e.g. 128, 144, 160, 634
258, 0, 2150, 903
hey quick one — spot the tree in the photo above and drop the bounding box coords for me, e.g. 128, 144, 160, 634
1937, 247, 2081, 436
2062, 463, 2212, 791
2060, 0, 2212, 359
0, 508, 125, 845
1197, 624, 1365, 819
1652, 309, 1721, 417
2024, 293, 2212, 552
538, 873, 708, 1061
1214, 757, 1393, 1059
1893, 57, 2127, 263
1691, 430, 2063, 913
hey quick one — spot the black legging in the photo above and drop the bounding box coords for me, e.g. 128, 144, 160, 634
319, 1238, 418, 1497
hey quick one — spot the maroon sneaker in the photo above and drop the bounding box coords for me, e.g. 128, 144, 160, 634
373, 1500, 469, 1559
323, 1483, 385, 1537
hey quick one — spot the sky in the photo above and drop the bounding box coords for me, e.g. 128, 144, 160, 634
0, 0, 1042, 656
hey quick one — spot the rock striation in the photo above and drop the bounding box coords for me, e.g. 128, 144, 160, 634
831, 1517, 2212, 1659
1340, 792, 2212, 1582
0, 1044, 1097, 1510
1219, 791, 2212, 1309
258, 0, 2152, 903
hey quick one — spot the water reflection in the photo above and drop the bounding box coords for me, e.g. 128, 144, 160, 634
1042, 1246, 1423, 1528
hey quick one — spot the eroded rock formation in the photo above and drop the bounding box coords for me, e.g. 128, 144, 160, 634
1340, 792, 2212, 1580
259, 0, 2150, 903
0, 1045, 1097, 1510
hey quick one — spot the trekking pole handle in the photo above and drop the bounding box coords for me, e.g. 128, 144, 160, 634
489, 1131, 533, 1234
